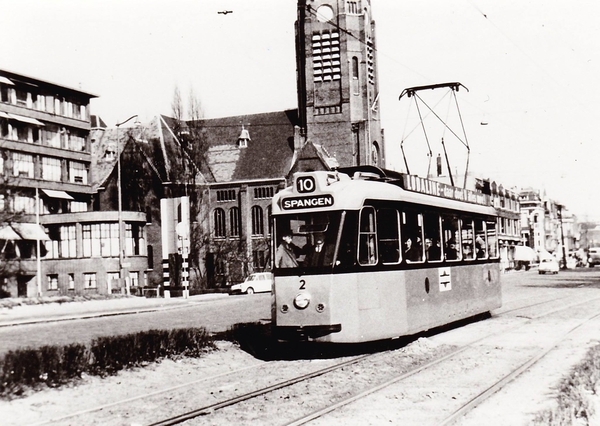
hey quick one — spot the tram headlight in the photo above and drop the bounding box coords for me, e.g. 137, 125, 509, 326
293, 292, 311, 310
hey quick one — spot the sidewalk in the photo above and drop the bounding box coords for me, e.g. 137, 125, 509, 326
0, 294, 229, 327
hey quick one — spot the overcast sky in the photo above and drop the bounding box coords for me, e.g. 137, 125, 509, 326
2, 0, 599, 220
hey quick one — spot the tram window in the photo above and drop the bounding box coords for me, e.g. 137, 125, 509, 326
462, 219, 475, 260
475, 219, 487, 259
358, 206, 377, 265
442, 215, 461, 261
401, 211, 423, 263
424, 212, 442, 262
377, 208, 401, 264
486, 220, 499, 259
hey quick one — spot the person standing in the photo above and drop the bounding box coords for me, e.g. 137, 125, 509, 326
276, 232, 300, 268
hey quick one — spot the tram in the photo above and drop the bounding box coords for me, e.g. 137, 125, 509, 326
271, 166, 501, 343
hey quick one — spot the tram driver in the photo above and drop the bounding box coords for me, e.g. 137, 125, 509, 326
304, 232, 335, 267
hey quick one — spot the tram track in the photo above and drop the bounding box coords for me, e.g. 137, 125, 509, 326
145, 293, 600, 425
289, 296, 600, 425
20, 291, 600, 426
438, 308, 600, 425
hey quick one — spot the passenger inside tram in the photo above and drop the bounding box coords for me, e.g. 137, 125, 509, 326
404, 237, 422, 262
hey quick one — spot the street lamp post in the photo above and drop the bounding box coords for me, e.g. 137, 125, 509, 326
116, 115, 139, 295
557, 204, 567, 270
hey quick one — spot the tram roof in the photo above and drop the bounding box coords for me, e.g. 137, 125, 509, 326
272, 167, 497, 217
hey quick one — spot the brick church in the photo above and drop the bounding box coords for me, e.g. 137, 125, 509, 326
95, 0, 385, 292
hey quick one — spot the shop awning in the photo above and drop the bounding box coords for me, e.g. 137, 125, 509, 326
0, 111, 10, 119
11, 223, 50, 241
41, 189, 74, 200
0, 225, 22, 240
0, 76, 14, 86
8, 113, 44, 126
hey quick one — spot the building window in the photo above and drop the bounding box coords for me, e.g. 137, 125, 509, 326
130, 272, 139, 288
214, 208, 226, 238
229, 207, 240, 237
13, 195, 36, 214
366, 36, 375, 85
125, 223, 146, 256
253, 250, 267, 270
312, 31, 341, 83
47, 274, 59, 291
42, 157, 62, 182
84, 273, 97, 289
251, 206, 264, 236
346, 1, 359, 14
69, 200, 87, 213
83, 224, 101, 257
69, 133, 86, 152
100, 223, 119, 257
267, 206, 272, 236
147, 245, 154, 269
216, 189, 236, 202
68, 273, 75, 290
45, 128, 61, 148
12, 152, 34, 178
69, 161, 88, 184
107, 272, 119, 290
253, 187, 274, 199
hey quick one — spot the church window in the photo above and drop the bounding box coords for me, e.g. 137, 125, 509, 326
214, 208, 226, 238
313, 31, 341, 83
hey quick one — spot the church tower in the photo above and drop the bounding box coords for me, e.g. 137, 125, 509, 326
296, 0, 384, 168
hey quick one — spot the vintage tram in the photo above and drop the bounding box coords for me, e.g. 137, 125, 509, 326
271, 166, 501, 343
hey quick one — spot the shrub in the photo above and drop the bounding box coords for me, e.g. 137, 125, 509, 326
0, 343, 88, 397
0, 327, 213, 398
532, 343, 600, 425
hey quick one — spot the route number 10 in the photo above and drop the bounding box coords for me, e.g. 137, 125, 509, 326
297, 176, 316, 193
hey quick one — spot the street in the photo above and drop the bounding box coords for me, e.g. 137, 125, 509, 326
1, 268, 600, 357
0, 294, 271, 355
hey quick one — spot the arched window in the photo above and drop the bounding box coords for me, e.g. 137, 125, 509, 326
251, 206, 264, 236
371, 141, 380, 166
352, 56, 360, 95
213, 208, 226, 238
352, 56, 359, 79
229, 207, 240, 237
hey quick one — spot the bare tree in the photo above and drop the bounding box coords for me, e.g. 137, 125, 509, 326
169, 86, 211, 291
0, 173, 26, 297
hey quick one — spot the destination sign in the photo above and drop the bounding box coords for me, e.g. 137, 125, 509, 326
282, 194, 334, 210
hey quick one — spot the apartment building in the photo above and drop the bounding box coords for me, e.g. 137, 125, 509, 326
0, 69, 148, 297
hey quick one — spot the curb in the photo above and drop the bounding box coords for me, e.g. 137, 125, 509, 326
0, 294, 230, 328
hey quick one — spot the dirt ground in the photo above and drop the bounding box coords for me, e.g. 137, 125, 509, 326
2, 317, 599, 426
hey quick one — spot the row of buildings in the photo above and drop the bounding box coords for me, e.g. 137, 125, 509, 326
0, 0, 589, 298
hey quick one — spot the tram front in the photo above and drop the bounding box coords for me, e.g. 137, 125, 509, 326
271, 171, 360, 342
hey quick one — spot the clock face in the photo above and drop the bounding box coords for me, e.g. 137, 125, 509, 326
316, 5, 334, 22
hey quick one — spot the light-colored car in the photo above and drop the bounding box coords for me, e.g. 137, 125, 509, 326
229, 272, 273, 295
588, 248, 600, 267
538, 257, 559, 274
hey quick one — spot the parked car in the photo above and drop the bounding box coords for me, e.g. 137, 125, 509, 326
538, 257, 559, 274
229, 272, 273, 295
588, 248, 600, 267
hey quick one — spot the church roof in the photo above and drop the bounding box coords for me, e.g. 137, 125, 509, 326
92, 109, 300, 189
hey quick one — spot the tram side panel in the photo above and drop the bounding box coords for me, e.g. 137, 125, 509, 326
404, 263, 502, 335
